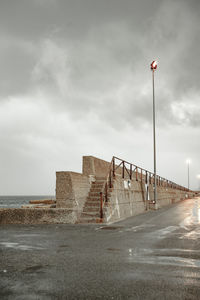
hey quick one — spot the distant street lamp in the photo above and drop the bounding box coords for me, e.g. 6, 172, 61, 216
151, 60, 158, 206
186, 159, 191, 190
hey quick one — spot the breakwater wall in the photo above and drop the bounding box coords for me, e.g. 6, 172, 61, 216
0, 208, 76, 224
102, 173, 195, 223
0, 156, 197, 224
56, 156, 196, 223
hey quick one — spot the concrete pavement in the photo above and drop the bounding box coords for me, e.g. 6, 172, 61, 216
1, 198, 200, 299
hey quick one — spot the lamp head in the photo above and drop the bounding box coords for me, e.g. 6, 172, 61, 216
186, 159, 191, 165
151, 60, 158, 70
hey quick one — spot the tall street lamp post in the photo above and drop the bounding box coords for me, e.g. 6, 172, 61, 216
197, 174, 200, 190
186, 159, 190, 190
151, 60, 158, 207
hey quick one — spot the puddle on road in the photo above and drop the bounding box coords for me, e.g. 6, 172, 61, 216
106, 246, 200, 268
24, 265, 44, 272
125, 247, 200, 268
0, 242, 44, 251
180, 229, 200, 240
99, 226, 124, 230
107, 248, 121, 251
180, 199, 200, 229
127, 254, 200, 268
14, 234, 43, 238
148, 226, 179, 239
125, 224, 156, 232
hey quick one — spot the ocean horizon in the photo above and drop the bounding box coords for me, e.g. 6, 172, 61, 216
0, 195, 55, 208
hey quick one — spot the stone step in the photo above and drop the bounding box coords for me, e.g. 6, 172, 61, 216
92, 181, 104, 186
94, 180, 105, 184
85, 199, 100, 203
83, 206, 100, 212
87, 196, 100, 200
81, 211, 100, 217
95, 177, 106, 180
93, 185, 104, 188
85, 205, 100, 210
90, 188, 103, 192
85, 199, 100, 204
89, 193, 101, 197
85, 197, 101, 203
88, 194, 111, 200
89, 192, 101, 197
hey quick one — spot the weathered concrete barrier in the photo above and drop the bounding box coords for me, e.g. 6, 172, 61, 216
0, 208, 77, 224
102, 174, 195, 223
0, 156, 197, 224
55, 156, 196, 223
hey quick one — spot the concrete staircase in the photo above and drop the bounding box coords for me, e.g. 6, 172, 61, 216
78, 177, 106, 223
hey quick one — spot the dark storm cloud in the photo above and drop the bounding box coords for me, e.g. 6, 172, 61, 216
0, 0, 159, 39
1, 0, 199, 129
0, 39, 36, 96
0, 0, 200, 193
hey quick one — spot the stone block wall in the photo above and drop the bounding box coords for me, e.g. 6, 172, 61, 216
0, 208, 77, 224
103, 175, 147, 223
103, 174, 196, 223
0, 156, 197, 225
56, 171, 91, 221
82, 156, 110, 177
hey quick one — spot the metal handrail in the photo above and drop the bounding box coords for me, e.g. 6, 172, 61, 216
99, 156, 191, 219
99, 157, 114, 219
112, 156, 190, 192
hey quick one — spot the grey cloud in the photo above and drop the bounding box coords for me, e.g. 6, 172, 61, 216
0, 0, 200, 193
0, 42, 36, 97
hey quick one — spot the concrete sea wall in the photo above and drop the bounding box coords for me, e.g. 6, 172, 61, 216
82, 156, 111, 177
0, 156, 197, 224
0, 208, 77, 225
56, 171, 91, 210
103, 174, 195, 223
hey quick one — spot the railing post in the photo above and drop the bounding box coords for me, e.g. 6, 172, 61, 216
141, 169, 143, 182
122, 161, 125, 178
109, 170, 112, 188
100, 192, 103, 219
112, 157, 115, 178
136, 167, 138, 181
130, 164, 132, 180
105, 182, 108, 202
149, 173, 151, 184
145, 171, 147, 184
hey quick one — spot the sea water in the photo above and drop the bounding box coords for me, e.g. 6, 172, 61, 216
0, 195, 55, 208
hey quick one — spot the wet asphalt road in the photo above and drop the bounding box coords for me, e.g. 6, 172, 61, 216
0, 198, 200, 300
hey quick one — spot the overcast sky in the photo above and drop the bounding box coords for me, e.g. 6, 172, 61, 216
0, 0, 200, 195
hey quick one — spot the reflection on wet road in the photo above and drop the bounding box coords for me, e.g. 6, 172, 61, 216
0, 197, 200, 299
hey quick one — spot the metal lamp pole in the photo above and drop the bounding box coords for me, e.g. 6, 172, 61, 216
186, 159, 190, 190
151, 60, 158, 207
